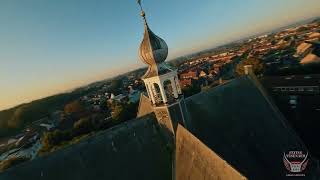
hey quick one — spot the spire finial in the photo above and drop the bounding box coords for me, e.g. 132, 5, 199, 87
137, 0, 147, 22
137, 0, 143, 11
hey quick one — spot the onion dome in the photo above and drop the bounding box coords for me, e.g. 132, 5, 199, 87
139, 13, 168, 66
137, 4, 172, 79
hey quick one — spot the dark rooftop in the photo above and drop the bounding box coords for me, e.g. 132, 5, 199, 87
0, 114, 172, 180
261, 74, 320, 87
184, 76, 319, 179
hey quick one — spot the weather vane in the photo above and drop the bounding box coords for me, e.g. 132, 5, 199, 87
137, 0, 142, 9
137, 0, 146, 18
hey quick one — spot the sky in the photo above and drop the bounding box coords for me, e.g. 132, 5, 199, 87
0, 0, 319, 111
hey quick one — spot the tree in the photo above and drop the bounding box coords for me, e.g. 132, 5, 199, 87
296, 26, 308, 32
7, 106, 26, 129
0, 89, 87, 137
41, 129, 72, 149
111, 103, 124, 121
39, 113, 106, 155
109, 79, 123, 95
111, 102, 138, 122
235, 57, 264, 76
73, 117, 95, 136
64, 100, 85, 114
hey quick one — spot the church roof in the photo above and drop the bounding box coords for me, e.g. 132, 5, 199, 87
0, 114, 172, 180
137, 93, 153, 118
175, 124, 246, 180
184, 76, 317, 179
3, 76, 319, 180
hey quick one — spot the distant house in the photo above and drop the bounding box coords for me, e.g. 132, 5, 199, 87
301, 53, 320, 64
307, 32, 320, 40
295, 41, 320, 64
179, 79, 192, 88
128, 89, 141, 103
110, 93, 115, 99
295, 42, 313, 58
180, 71, 198, 79
261, 74, 320, 95
7, 138, 18, 146
109, 94, 127, 103
39, 123, 55, 131
199, 70, 207, 78
31, 117, 51, 127
209, 69, 219, 75
81, 96, 89, 101
207, 73, 214, 79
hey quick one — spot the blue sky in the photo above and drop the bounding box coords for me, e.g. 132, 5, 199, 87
0, 0, 319, 110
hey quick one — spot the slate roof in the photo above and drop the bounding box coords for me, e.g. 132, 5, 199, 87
0, 114, 172, 180
184, 75, 319, 179
260, 74, 320, 87
137, 93, 153, 118
175, 124, 246, 180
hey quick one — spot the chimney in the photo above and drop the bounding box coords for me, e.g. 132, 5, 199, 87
244, 65, 254, 76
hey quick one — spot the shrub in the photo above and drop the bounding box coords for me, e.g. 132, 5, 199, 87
40, 130, 72, 151
73, 117, 94, 136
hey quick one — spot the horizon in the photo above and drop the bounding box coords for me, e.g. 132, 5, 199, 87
1, 0, 320, 111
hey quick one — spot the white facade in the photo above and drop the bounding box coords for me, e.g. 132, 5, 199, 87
143, 69, 182, 105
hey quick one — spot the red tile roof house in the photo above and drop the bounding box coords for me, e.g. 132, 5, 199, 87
180, 71, 198, 79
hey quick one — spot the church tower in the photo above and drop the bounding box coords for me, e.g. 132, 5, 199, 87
138, 5, 182, 105
137, 1, 189, 133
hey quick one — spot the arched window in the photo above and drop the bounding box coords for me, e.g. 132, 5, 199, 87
164, 80, 174, 103
153, 83, 163, 104
145, 84, 151, 98
174, 76, 181, 94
